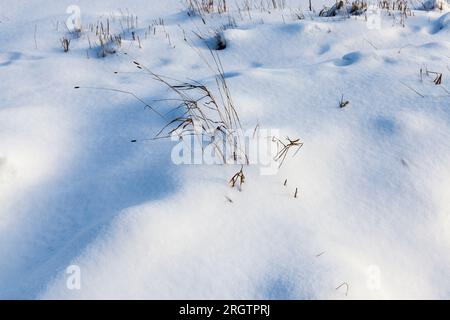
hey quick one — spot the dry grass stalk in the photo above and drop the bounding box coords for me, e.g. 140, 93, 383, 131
229, 166, 245, 191
186, 0, 228, 19
339, 94, 350, 108
336, 282, 349, 296
421, 66, 444, 85
272, 136, 303, 168
319, 1, 368, 17
60, 37, 70, 52
428, 71, 443, 85
132, 50, 247, 165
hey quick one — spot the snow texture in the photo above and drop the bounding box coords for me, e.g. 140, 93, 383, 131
0, 0, 449, 299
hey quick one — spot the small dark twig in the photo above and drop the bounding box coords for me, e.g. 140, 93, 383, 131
61, 37, 70, 52
336, 282, 349, 296
229, 166, 245, 191
316, 251, 325, 257
400, 81, 425, 98
339, 94, 350, 108
74, 85, 165, 119
433, 73, 442, 85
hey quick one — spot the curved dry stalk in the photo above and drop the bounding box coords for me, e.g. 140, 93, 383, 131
132, 55, 247, 165
229, 165, 245, 191
335, 282, 349, 296
73, 85, 166, 118
272, 136, 303, 168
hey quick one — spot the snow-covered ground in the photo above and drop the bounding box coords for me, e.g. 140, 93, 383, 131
0, 0, 449, 299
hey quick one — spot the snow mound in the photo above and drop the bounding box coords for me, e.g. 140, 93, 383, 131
430, 12, 450, 34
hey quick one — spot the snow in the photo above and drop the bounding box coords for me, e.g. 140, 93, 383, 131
0, 0, 449, 299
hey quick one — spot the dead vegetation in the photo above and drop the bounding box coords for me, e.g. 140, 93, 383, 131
378, 0, 412, 27
186, 0, 288, 15
420, 66, 444, 85
336, 282, 350, 296
429, 71, 443, 85
417, 0, 448, 11
60, 37, 70, 52
212, 31, 227, 50
339, 94, 350, 108
187, 0, 229, 15
272, 136, 303, 168
317, 0, 411, 27
132, 50, 248, 166
319, 1, 368, 17
186, 0, 288, 25
229, 165, 245, 191
58, 10, 148, 58
193, 29, 228, 51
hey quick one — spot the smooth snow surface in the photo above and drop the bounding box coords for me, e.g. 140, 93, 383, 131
0, 0, 449, 299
